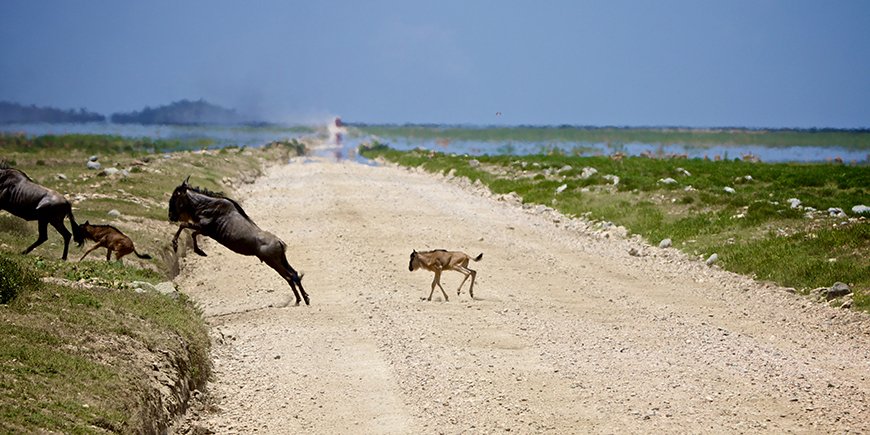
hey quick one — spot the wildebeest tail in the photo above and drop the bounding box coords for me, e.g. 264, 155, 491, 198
67, 209, 85, 246
134, 250, 152, 260
473, 253, 483, 262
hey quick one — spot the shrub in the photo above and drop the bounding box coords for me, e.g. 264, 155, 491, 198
0, 256, 41, 303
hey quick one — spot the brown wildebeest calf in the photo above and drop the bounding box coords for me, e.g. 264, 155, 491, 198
409, 249, 483, 301
78, 221, 152, 262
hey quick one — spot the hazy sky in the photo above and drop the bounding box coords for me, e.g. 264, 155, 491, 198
1, 1, 868, 127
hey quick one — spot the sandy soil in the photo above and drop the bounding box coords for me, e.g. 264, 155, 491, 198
173, 157, 870, 434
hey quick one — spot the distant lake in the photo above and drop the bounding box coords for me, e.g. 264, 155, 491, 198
364, 136, 870, 163
2, 122, 868, 163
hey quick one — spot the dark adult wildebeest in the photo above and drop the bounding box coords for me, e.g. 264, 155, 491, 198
0, 163, 84, 260
168, 177, 310, 306
409, 249, 483, 301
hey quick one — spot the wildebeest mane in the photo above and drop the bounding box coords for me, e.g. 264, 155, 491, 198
187, 184, 253, 222
0, 162, 33, 181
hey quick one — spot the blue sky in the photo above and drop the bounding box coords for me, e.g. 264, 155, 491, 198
1, 1, 868, 127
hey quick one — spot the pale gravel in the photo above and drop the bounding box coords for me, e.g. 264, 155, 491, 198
172, 157, 870, 434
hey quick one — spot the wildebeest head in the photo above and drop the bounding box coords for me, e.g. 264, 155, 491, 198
168, 176, 191, 222
409, 250, 419, 271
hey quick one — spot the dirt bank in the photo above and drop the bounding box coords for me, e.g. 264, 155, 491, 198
173, 157, 870, 433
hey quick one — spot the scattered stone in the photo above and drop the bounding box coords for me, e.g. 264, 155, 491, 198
131, 281, 157, 293
86, 160, 101, 170
558, 165, 573, 173
468, 159, 480, 168
676, 167, 691, 176
684, 185, 696, 192
851, 205, 869, 215
659, 238, 672, 249
827, 207, 847, 218
154, 282, 180, 299
787, 198, 802, 209
628, 247, 640, 257
658, 178, 677, 185
840, 295, 853, 309
98, 167, 120, 177
580, 167, 598, 179
603, 174, 620, 185
555, 184, 568, 194
822, 282, 851, 300
705, 253, 719, 266
723, 187, 736, 194
107, 209, 121, 218
56, 173, 67, 180
498, 192, 523, 205
89, 155, 99, 162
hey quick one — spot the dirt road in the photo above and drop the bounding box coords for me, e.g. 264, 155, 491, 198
174, 157, 870, 433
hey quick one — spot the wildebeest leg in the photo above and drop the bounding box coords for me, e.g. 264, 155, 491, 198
171, 226, 185, 251
22, 220, 49, 256
105, 248, 113, 262
190, 231, 207, 256
282, 255, 310, 305
49, 218, 72, 260
295, 277, 310, 306
467, 267, 477, 299
79, 243, 102, 261
171, 223, 207, 256
453, 266, 473, 296
264, 257, 308, 306
428, 270, 449, 302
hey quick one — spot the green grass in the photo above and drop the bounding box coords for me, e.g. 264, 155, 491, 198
355, 125, 870, 149
0, 132, 211, 154
362, 144, 870, 311
0, 255, 209, 433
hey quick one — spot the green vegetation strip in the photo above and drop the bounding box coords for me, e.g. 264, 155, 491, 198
0, 256, 208, 433
356, 125, 870, 149
361, 145, 869, 311
1, 134, 306, 432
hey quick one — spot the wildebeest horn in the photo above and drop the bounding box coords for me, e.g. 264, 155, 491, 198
182, 175, 190, 185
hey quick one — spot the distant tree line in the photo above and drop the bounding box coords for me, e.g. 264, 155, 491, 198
0, 101, 105, 124
0, 99, 250, 126
110, 99, 247, 125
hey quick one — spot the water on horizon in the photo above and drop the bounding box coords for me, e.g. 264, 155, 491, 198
2, 122, 867, 164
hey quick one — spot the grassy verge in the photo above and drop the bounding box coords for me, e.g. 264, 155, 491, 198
361, 144, 869, 311
1, 134, 306, 432
354, 125, 870, 149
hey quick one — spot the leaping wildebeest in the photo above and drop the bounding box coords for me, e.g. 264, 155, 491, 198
168, 177, 310, 306
0, 163, 84, 260
409, 249, 483, 301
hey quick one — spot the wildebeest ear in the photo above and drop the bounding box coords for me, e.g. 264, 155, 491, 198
84, 220, 89, 225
